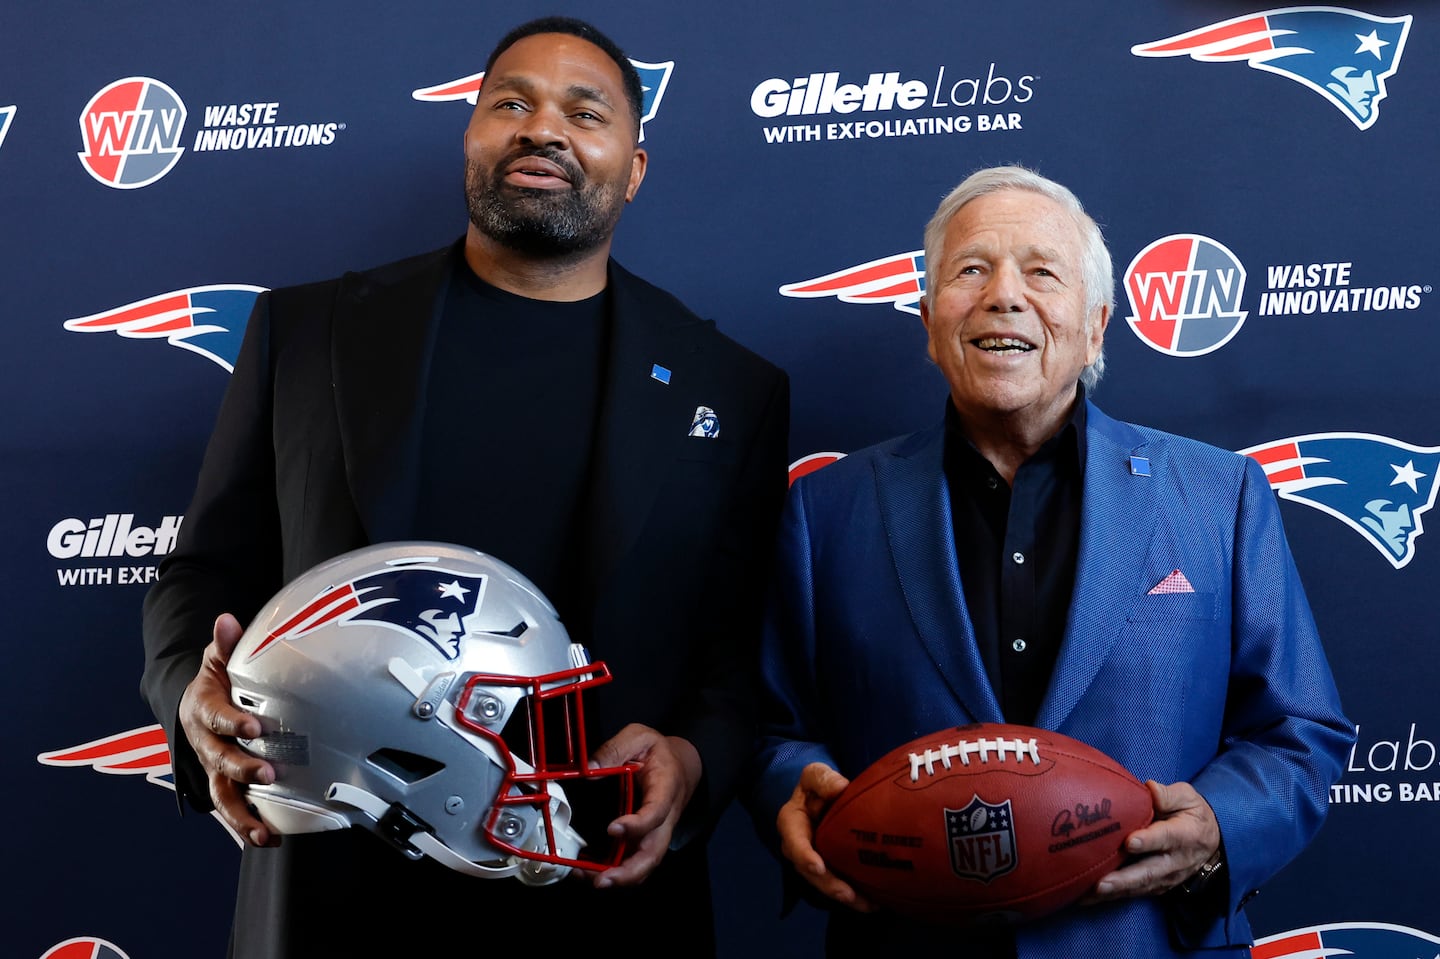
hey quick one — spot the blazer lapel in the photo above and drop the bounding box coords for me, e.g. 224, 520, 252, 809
332, 244, 455, 543
1037, 403, 1161, 729
582, 263, 706, 591
875, 426, 1004, 724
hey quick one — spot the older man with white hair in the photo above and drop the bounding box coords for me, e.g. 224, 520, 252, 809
747, 166, 1352, 956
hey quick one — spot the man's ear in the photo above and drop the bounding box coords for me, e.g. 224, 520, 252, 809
625, 148, 648, 203
919, 298, 940, 364
1087, 303, 1110, 364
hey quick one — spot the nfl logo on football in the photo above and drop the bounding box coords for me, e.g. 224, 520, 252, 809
946, 796, 1017, 882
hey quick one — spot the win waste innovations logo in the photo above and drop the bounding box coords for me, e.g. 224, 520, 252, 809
1124, 234, 1247, 357
78, 76, 345, 189
78, 77, 186, 189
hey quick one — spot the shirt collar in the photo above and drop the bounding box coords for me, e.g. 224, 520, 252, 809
942, 386, 1089, 478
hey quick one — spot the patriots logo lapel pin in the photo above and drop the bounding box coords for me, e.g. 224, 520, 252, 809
688, 406, 719, 438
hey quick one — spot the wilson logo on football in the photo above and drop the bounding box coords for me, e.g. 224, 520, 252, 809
78, 76, 187, 189
1124, 234, 1248, 356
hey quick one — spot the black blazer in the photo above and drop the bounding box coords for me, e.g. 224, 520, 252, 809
141, 242, 789, 956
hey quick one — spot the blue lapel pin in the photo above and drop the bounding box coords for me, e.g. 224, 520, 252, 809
1129, 455, 1151, 477
650, 363, 672, 385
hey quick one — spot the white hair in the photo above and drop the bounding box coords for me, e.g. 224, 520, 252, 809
922, 165, 1113, 389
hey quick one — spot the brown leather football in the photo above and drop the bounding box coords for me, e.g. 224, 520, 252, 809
813, 723, 1154, 925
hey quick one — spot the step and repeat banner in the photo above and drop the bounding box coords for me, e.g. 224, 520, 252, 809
4, 1, 1436, 956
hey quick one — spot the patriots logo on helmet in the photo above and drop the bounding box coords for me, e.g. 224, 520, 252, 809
780, 251, 926, 316
247, 563, 515, 662
411, 59, 674, 142
1242, 432, 1440, 569
1253, 920, 1440, 959
63, 285, 266, 372
1132, 7, 1412, 131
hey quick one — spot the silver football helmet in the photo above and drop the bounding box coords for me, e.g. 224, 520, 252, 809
226, 542, 633, 885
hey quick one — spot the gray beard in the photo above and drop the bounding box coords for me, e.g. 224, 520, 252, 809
466, 159, 623, 258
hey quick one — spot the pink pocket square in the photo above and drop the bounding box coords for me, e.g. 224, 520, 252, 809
1148, 569, 1195, 594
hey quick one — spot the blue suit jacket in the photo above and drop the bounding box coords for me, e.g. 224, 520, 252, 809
749, 401, 1354, 956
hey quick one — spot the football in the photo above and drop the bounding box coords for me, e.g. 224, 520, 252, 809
812, 723, 1154, 925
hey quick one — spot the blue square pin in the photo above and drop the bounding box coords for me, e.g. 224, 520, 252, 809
1129, 455, 1151, 477
650, 364, 672, 385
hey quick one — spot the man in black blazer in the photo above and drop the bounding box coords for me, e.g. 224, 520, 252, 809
141, 16, 788, 957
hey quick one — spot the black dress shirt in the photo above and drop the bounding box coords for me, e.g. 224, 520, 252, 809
942, 393, 1087, 726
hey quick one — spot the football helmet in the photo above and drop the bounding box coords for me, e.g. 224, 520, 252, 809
226, 542, 633, 885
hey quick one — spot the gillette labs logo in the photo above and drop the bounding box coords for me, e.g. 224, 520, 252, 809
751, 64, 1036, 143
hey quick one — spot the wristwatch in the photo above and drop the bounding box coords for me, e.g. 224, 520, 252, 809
1177, 847, 1226, 895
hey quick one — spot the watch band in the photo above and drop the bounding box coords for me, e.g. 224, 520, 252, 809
1178, 848, 1226, 895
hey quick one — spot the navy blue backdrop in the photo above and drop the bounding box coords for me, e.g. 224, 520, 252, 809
6, 2, 1437, 957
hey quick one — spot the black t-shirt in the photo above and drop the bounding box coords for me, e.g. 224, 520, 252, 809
412, 259, 608, 638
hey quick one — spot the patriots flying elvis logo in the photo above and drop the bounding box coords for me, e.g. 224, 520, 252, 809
37, 724, 174, 788
1132, 7, 1411, 130
37, 724, 245, 846
1253, 920, 1440, 959
1242, 432, 1439, 569
780, 250, 926, 315
0, 104, 15, 152
789, 452, 847, 487
247, 563, 505, 662
63, 285, 265, 372
411, 59, 674, 142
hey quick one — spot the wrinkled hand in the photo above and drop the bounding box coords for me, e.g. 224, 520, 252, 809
1087, 780, 1220, 901
585, 724, 701, 888
177, 613, 277, 847
776, 762, 875, 912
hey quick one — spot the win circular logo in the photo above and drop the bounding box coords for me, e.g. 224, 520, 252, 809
42, 938, 132, 959
77, 77, 187, 189
1123, 234, 1248, 357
